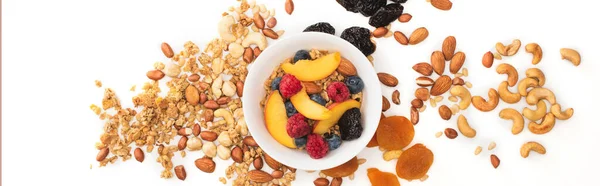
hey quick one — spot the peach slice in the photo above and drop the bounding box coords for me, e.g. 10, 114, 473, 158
313, 99, 361, 134
281, 52, 342, 81
290, 87, 332, 120
264, 91, 296, 148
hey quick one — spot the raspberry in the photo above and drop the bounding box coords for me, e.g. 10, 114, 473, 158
286, 114, 310, 138
327, 82, 350, 102
306, 134, 329, 159
279, 74, 302, 98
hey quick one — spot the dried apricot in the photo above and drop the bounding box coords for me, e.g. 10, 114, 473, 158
321, 156, 359, 177
367, 113, 385, 148
367, 168, 401, 186
395, 143, 434, 180
376, 116, 414, 150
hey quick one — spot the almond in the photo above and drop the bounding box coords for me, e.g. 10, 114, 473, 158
452, 77, 465, 85
146, 70, 166, 81
231, 146, 243, 163
236, 81, 244, 97
253, 13, 265, 29
398, 13, 412, 23
408, 27, 429, 45
178, 136, 188, 150
96, 147, 109, 161
267, 17, 277, 28
431, 0, 453, 11
482, 51, 494, 68
431, 51, 445, 75
188, 74, 200, 82
412, 62, 433, 76
445, 128, 458, 139
439, 105, 452, 120
161, 42, 174, 58
337, 57, 357, 76
263, 153, 281, 170
314, 178, 330, 186
373, 27, 388, 38
203, 100, 219, 109
254, 156, 264, 170
200, 131, 218, 141
262, 28, 279, 39
217, 96, 231, 105
185, 85, 200, 106
271, 170, 284, 179
195, 157, 216, 173
285, 0, 294, 15
303, 82, 322, 94
393, 31, 409, 45
243, 136, 258, 147
382, 96, 391, 111
416, 76, 434, 87
134, 147, 144, 162
430, 75, 452, 96
253, 47, 262, 57
411, 106, 419, 124
243, 47, 254, 63
174, 165, 187, 181
411, 99, 424, 108
192, 123, 201, 136
490, 154, 500, 168
415, 88, 430, 101
392, 90, 400, 105
449, 51, 466, 74
377, 73, 398, 87
248, 170, 273, 183
442, 36, 456, 60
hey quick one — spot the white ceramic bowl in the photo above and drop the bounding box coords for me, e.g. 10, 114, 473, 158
242, 32, 382, 170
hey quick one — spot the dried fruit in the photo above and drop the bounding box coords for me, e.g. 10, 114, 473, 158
341, 26, 376, 56
321, 156, 359, 177
338, 108, 364, 140
357, 0, 386, 17
369, 3, 404, 27
408, 27, 429, 45
442, 36, 456, 60
367, 168, 401, 186
304, 22, 335, 35
339, 0, 360, 12
376, 116, 415, 150
396, 144, 434, 180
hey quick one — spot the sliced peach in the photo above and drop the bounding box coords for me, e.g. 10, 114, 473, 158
313, 99, 361, 134
281, 52, 342, 81
264, 91, 296, 148
290, 87, 332, 120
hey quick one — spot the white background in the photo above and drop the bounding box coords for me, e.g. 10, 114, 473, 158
3, 0, 600, 185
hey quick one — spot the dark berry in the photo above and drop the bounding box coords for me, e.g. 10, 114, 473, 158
293, 50, 311, 63
369, 3, 404, 27
310, 94, 327, 106
285, 101, 298, 118
271, 77, 282, 90
338, 108, 363, 140
279, 74, 302, 98
357, 0, 386, 17
303, 22, 336, 35
338, 0, 360, 13
327, 82, 350, 102
294, 136, 308, 148
306, 134, 329, 159
324, 133, 342, 151
340, 26, 376, 56
390, 0, 408, 3
286, 114, 311, 138
344, 76, 364, 94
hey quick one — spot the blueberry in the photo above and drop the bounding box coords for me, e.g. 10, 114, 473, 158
293, 50, 311, 63
294, 136, 308, 148
310, 94, 327, 106
271, 77, 282, 90
345, 76, 364, 94
324, 133, 342, 151
285, 101, 297, 118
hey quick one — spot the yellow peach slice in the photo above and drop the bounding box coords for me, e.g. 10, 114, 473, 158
313, 99, 361, 134
264, 91, 296, 148
281, 52, 342, 81
290, 87, 332, 120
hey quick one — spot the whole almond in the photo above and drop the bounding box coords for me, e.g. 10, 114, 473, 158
254, 156, 264, 170
337, 58, 357, 76
412, 62, 433, 76
188, 74, 200, 82
285, 0, 294, 15
147, 70, 166, 81
445, 128, 458, 139
482, 51, 494, 68
411, 106, 419, 124
411, 99, 424, 108
248, 170, 274, 183
263, 28, 279, 39
192, 124, 201, 136
491, 154, 500, 168
398, 13, 412, 23
271, 170, 284, 179
264, 153, 281, 170
314, 178, 330, 186
452, 77, 465, 85
377, 73, 398, 87
439, 105, 452, 120
185, 85, 200, 106
217, 97, 231, 105
203, 100, 219, 109
408, 27, 429, 45
393, 31, 409, 45
382, 96, 391, 111
236, 81, 244, 97
415, 88, 430, 101
253, 47, 262, 57
442, 36, 456, 60
373, 27, 388, 38
200, 131, 218, 141
96, 148, 109, 161
134, 147, 144, 162
392, 90, 400, 105
200, 93, 208, 104
243, 47, 254, 63
195, 157, 216, 173
303, 82, 322, 94
430, 75, 452, 96
416, 76, 434, 87
231, 146, 243, 163
449, 51, 466, 74
178, 136, 188, 150
174, 165, 187, 181
253, 13, 265, 29
431, 0, 453, 10
267, 17, 277, 28
431, 51, 445, 75
243, 136, 258, 147
161, 42, 174, 58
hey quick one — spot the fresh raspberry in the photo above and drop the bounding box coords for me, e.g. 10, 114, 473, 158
327, 82, 350, 102
286, 114, 310, 138
306, 133, 329, 159
279, 74, 302, 98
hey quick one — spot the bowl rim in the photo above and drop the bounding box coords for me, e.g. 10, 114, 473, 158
242, 32, 382, 170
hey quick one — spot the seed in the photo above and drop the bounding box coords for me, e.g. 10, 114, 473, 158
488, 142, 497, 150
429, 98, 437, 107
462, 68, 469, 76
465, 82, 473, 88
435, 131, 443, 138
448, 96, 458, 102
455, 73, 463, 77
420, 174, 429, 182
419, 105, 427, 112
434, 96, 443, 102
474, 146, 482, 155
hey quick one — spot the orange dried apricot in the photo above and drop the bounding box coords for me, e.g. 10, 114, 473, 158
367, 168, 401, 186
321, 156, 359, 177
395, 143, 434, 180
367, 113, 386, 148
376, 116, 414, 150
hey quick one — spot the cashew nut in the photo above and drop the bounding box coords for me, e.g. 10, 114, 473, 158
499, 108, 524, 135
228, 43, 244, 58
525, 68, 546, 86
214, 108, 234, 126
471, 88, 499, 112
520, 142, 546, 158
517, 77, 539, 96
218, 15, 237, 42
496, 63, 518, 87
525, 43, 543, 65
525, 88, 556, 105
222, 81, 237, 97
528, 113, 555, 134
212, 75, 223, 99
236, 117, 249, 136
498, 81, 521, 104
550, 104, 574, 120
522, 100, 547, 121
242, 32, 267, 50
495, 39, 521, 56
560, 48, 581, 66
450, 86, 471, 110
457, 115, 476, 138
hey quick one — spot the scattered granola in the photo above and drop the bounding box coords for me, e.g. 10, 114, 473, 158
95, 80, 102, 88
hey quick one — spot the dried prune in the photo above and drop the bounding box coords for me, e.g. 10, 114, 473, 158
357, 0, 386, 17
340, 27, 376, 56
390, 0, 408, 3
367, 168, 401, 186
338, 108, 363, 140
396, 143, 434, 180
376, 116, 414, 150
369, 3, 404, 27
338, 0, 360, 13
303, 22, 336, 35
322, 156, 359, 177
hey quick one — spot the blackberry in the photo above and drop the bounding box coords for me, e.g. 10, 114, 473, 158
369, 3, 404, 27
303, 22, 335, 35
338, 108, 363, 140
340, 26, 376, 56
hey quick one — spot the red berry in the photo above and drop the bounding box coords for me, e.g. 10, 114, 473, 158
279, 74, 302, 98
327, 82, 350, 102
286, 114, 310, 138
306, 134, 329, 159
